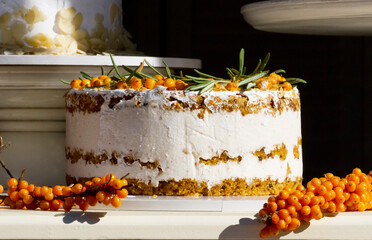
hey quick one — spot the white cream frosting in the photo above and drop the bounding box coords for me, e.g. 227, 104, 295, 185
0, 0, 136, 55
65, 87, 303, 188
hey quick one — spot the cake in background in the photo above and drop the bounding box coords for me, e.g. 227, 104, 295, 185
65, 51, 305, 196
0, 0, 136, 55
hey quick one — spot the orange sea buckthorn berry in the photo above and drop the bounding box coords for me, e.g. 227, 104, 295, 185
91, 77, 99, 85
92, 177, 102, 186
316, 185, 327, 196
283, 215, 292, 225
96, 191, 106, 202
322, 181, 334, 191
296, 184, 305, 192
286, 205, 297, 216
225, 82, 238, 91
324, 190, 336, 202
8, 178, 18, 187
175, 80, 187, 90
62, 186, 72, 196
86, 196, 98, 207
111, 195, 122, 208
279, 190, 290, 200
343, 191, 350, 201
15, 199, 24, 209
156, 79, 165, 86
116, 81, 128, 89
300, 205, 311, 216
50, 199, 62, 211
347, 174, 360, 185
300, 195, 311, 205
277, 209, 289, 219
79, 200, 89, 211
325, 172, 334, 180
0, 185, 3, 194
44, 192, 54, 201
307, 185, 316, 193
276, 219, 287, 230
270, 212, 280, 225
70, 79, 82, 89
99, 75, 109, 80
164, 78, 176, 90
327, 201, 337, 213
112, 179, 123, 190
23, 194, 34, 205
18, 180, 28, 190
10, 191, 20, 202
353, 168, 363, 176
268, 196, 276, 202
72, 183, 83, 194
318, 196, 326, 207
130, 77, 143, 90
33, 186, 42, 197
276, 199, 287, 209
309, 196, 320, 207
292, 190, 304, 199
258, 208, 269, 218
287, 195, 299, 206
330, 176, 341, 187
337, 180, 346, 190
53, 185, 63, 195
336, 203, 347, 212
144, 78, 157, 89
346, 181, 357, 192
355, 182, 368, 195
26, 184, 35, 193
311, 178, 322, 188
350, 193, 361, 204
18, 189, 29, 199
282, 82, 292, 91
102, 77, 112, 88
260, 225, 270, 239
81, 79, 91, 88
267, 201, 278, 212
288, 218, 301, 231
39, 200, 50, 210
154, 74, 163, 81
103, 195, 112, 206
320, 177, 327, 183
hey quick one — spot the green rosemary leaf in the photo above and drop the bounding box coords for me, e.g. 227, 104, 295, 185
194, 69, 223, 80
185, 75, 213, 81
273, 69, 286, 74
226, 67, 235, 79
243, 66, 247, 75
126, 66, 140, 83
252, 59, 262, 74
122, 65, 143, 79
186, 82, 211, 91
286, 78, 307, 84
144, 59, 164, 77
180, 70, 184, 78
239, 48, 244, 75
199, 81, 215, 94
258, 53, 270, 72
78, 77, 83, 80
237, 71, 268, 87
162, 61, 172, 79
229, 68, 239, 75
137, 71, 158, 81
246, 82, 256, 89
61, 80, 70, 85
100, 66, 104, 76
80, 71, 92, 80
106, 67, 115, 76
109, 54, 124, 80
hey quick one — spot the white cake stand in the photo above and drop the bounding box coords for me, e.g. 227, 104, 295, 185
241, 0, 372, 36
0, 55, 201, 187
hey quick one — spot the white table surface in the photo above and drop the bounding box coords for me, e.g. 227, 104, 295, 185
1, 196, 372, 239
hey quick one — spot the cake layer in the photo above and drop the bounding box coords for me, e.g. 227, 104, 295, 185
65, 87, 303, 195
0, 0, 136, 55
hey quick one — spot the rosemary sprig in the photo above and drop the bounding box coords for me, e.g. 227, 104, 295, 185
194, 69, 223, 80
100, 66, 105, 76
144, 59, 164, 78
287, 78, 307, 84
162, 61, 172, 79
61, 80, 70, 85
237, 71, 269, 87
121, 65, 157, 81
80, 71, 92, 80
109, 54, 124, 80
